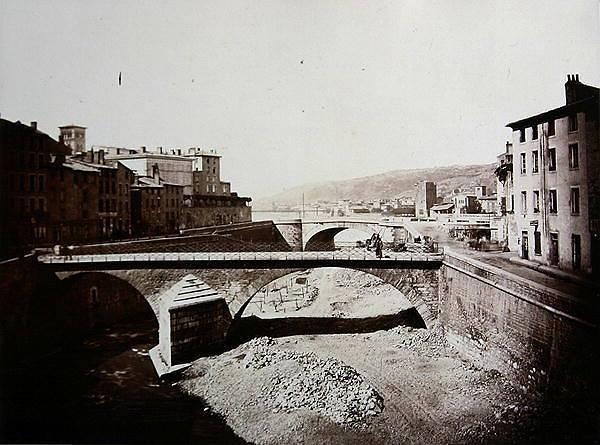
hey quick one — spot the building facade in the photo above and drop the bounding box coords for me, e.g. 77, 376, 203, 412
506, 74, 599, 273
107, 151, 194, 196
130, 166, 184, 236
58, 125, 87, 153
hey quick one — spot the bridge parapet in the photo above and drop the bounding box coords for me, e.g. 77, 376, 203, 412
38, 250, 445, 272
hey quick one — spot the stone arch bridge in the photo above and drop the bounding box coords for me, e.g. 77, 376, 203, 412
273, 219, 420, 251
42, 253, 442, 328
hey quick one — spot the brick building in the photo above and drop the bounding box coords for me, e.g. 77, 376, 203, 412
506, 74, 599, 273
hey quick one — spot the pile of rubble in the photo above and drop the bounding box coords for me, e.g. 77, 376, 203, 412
387, 323, 450, 358
244, 337, 384, 425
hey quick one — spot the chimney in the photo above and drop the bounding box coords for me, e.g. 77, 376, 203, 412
141, 146, 147, 153
98, 149, 105, 165
30, 121, 37, 130
177, 149, 181, 155
159, 146, 163, 154
90, 148, 95, 163
116, 148, 120, 155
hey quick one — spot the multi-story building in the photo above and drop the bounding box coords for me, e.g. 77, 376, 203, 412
0, 119, 105, 255
107, 149, 194, 196
72, 149, 134, 238
58, 124, 87, 153
506, 74, 599, 273
185, 147, 231, 196
130, 165, 184, 236
415, 181, 437, 218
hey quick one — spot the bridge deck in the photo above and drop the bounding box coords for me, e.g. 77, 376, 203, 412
38, 251, 444, 271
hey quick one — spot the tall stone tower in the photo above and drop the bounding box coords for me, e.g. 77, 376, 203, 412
58, 124, 86, 153
415, 181, 437, 218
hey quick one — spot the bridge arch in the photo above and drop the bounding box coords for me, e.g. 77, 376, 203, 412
303, 222, 380, 251
53, 266, 439, 332
58, 272, 158, 333
233, 266, 438, 328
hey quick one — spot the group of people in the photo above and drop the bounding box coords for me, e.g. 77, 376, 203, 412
365, 233, 384, 258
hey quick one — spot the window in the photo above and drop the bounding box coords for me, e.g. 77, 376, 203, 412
29, 175, 36, 192
19, 175, 25, 192
519, 128, 526, 143
510, 194, 514, 212
520, 153, 527, 174
532, 150, 539, 173
572, 234, 581, 270
548, 148, 556, 171
550, 233, 559, 265
534, 231, 541, 256
549, 189, 558, 213
38, 175, 45, 192
548, 119, 555, 136
570, 187, 580, 214
521, 191, 527, 214
532, 125, 538, 140
569, 143, 579, 169
568, 114, 578, 132
90, 287, 99, 304
533, 190, 540, 213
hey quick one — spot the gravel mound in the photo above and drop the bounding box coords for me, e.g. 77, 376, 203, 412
387, 323, 449, 357
244, 337, 384, 425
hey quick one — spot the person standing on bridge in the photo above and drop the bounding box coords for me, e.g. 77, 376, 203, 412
375, 237, 383, 259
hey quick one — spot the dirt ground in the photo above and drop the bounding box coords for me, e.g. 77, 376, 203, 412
179, 327, 532, 445
243, 268, 413, 319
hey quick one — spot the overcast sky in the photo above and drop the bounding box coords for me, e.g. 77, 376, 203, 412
1, 0, 599, 199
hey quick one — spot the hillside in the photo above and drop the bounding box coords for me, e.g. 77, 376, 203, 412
253, 163, 496, 209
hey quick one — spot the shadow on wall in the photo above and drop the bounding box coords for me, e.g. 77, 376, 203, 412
59, 272, 157, 336
228, 307, 425, 346
0, 264, 157, 365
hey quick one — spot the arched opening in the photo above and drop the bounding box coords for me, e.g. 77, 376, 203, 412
60, 272, 157, 336
230, 267, 427, 344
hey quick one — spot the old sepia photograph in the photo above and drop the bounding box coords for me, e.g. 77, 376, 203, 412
1, 1, 599, 443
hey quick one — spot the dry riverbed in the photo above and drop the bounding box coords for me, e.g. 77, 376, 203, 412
177, 268, 536, 444
179, 325, 533, 444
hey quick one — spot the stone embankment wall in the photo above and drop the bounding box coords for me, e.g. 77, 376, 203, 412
440, 250, 599, 393
273, 220, 303, 251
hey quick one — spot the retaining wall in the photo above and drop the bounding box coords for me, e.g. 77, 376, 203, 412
440, 250, 599, 393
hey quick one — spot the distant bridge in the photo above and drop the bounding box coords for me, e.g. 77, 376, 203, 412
272, 218, 422, 251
